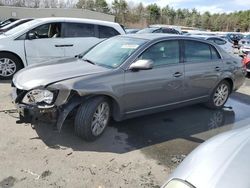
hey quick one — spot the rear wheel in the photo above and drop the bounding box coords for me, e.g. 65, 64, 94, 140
0, 53, 23, 80
74, 97, 111, 141
205, 80, 231, 109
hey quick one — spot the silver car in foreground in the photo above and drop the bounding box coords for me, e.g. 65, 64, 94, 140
162, 125, 250, 188
12, 34, 246, 141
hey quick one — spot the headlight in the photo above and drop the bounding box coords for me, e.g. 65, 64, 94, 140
162, 179, 194, 188
22, 89, 54, 105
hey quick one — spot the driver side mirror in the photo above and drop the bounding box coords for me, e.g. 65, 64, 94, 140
27, 32, 36, 40
129, 59, 153, 71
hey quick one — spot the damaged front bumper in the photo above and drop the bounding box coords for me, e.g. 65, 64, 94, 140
12, 87, 83, 132
11, 88, 57, 123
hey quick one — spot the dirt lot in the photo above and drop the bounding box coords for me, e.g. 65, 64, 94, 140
0, 78, 250, 188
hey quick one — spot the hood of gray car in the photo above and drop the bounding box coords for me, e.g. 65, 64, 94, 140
13, 58, 109, 90
168, 125, 250, 188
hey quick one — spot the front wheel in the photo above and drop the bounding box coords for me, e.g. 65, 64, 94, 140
205, 81, 231, 109
74, 97, 111, 141
0, 53, 23, 80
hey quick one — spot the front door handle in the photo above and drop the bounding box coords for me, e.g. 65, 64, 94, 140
173, 72, 183, 77
215, 67, 221, 71
55, 44, 74, 47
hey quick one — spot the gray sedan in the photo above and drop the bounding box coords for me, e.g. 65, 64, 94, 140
12, 34, 246, 141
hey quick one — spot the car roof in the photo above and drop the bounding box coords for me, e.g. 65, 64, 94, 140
35, 17, 120, 27
190, 35, 226, 40
120, 33, 214, 42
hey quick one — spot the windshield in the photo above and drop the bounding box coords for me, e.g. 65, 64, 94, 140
4, 19, 41, 36
137, 28, 158, 34
82, 36, 148, 68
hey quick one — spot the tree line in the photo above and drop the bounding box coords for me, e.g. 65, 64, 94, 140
1, 0, 250, 32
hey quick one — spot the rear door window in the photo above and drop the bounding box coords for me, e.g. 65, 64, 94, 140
62, 22, 95, 38
98, 25, 120, 38
184, 40, 212, 63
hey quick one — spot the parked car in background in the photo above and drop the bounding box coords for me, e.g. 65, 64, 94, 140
239, 34, 250, 47
0, 18, 33, 34
242, 52, 250, 74
161, 125, 250, 188
137, 27, 180, 34
125, 28, 140, 34
150, 24, 182, 34
0, 18, 18, 28
0, 17, 125, 79
12, 34, 246, 141
192, 35, 234, 55
226, 33, 244, 47
239, 43, 250, 57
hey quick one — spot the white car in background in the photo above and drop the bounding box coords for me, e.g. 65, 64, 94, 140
191, 35, 234, 55
0, 17, 125, 79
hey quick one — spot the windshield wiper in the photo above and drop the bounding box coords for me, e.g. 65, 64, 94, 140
96, 63, 113, 69
82, 58, 96, 65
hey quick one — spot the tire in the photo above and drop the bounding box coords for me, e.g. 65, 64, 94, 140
205, 80, 231, 109
0, 53, 23, 80
74, 97, 111, 141
247, 72, 250, 78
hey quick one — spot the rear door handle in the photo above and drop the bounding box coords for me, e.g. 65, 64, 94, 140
215, 67, 221, 71
173, 72, 183, 77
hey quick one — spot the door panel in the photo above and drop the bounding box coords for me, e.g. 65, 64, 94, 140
62, 22, 102, 57
25, 38, 65, 65
184, 60, 222, 99
24, 22, 65, 65
123, 64, 184, 113
63, 37, 102, 57
182, 40, 223, 100
123, 40, 184, 113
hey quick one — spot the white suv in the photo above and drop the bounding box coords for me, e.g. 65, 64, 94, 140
0, 17, 125, 79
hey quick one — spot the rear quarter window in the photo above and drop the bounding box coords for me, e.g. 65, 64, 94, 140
208, 38, 226, 45
98, 25, 120, 38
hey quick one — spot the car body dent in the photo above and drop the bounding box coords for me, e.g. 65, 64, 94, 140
48, 69, 125, 120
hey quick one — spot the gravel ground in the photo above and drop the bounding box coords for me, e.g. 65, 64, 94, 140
0, 78, 250, 188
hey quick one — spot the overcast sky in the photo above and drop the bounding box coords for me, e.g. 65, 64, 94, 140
105, 0, 250, 14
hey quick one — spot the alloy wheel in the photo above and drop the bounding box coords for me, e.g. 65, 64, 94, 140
91, 102, 110, 136
213, 83, 229, 107
0, 58, 16, 77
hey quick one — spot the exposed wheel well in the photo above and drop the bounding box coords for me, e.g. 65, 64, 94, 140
0, 51, 24, 68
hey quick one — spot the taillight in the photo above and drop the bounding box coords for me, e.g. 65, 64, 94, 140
241, 57, 247, 71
